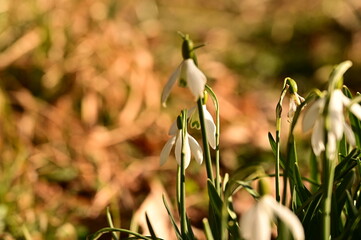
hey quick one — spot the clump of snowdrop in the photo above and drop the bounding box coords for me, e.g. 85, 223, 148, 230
160, 114, 203, 169
161, 34, 207, 107
302, 62, 361, 159
239, 180, 305, 240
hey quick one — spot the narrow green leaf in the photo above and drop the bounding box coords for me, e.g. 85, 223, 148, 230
233, 180, 259, 198
207, 180, 222, 239
203, 218, 215, 240
87, 227, 156, 240
207, 180, 222, 217
145, 213, 158, 240
162, 195, 182, 240
309, 151, 319, 193
106, 207, 119, 240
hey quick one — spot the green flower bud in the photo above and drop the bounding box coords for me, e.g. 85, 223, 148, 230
182, 35, 194, 60
258, 178, 270, 197
285, 77, 298, 94
177, 115, 183, 130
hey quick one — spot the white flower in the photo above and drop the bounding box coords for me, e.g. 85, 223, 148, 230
302, 89, 361, 159
161, 59, 207, 106
239, 195, 304, 240
188, 105, 216, 149
160, 124, 203, 169
287, 92, 305, 122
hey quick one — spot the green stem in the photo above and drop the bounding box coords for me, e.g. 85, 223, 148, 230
322, 151, 335, 240
180, 110, 188, 237
322, 93, 334, 240
275, 85, 288, 203
205, 85, 220, 194
197, 98, 214, 183
106, 207, 119, 240
89, 227, 154, 240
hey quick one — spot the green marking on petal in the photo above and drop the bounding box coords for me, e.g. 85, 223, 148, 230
191, 121, 201, 129
179, 78, 187, 87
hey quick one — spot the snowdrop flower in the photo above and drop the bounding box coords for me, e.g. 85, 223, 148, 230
161, 59, 207, 107
188, 104, 216, 149
240, 195, 305, 240
161, 35, 207, 107
287, 92, 305, 121
302, 89, 361, 159
160, 120, 203, 169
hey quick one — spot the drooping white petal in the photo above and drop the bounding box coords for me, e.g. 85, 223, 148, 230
295, 93, 305, 105
203, 105, 217, 149
303, 98, 324, 132
263, 196, 305, 240
175, 130, 183, 166
287, 99, 298, 121
327, 132, 337, 160
311, 118, 325, 156
188, 135, 203, 165
175, 130, 191, 168
168, 120, 178, 135
183, 59, 206, 100
183, 132, 191, 168
349, 103, 361, 120
161, 63, 182, 107
343, 122, 356, 146
329, 90, 346, 140
288, 93, 305, 121
160, 136, 176, 166
240, 201, 271, 240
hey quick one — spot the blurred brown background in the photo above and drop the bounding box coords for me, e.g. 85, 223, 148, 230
0, 0, 360, 239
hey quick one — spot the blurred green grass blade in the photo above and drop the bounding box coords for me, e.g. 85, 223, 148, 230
335, 171, 354, 217
207, 179, 222, 239
334, 149, 359, 181
145, 213, 158, 240
202, 218, 214, 240
339, 136, 348, 157
106, 207, 119, 240
224, 196, 241, 240
233, 181, 259, 198
162, 195, 182, 240
309, 151, 319, 193
87, 227, 155, 240
285, 139, 307, 204
301, 193, 323, 239
356, 182, 361, 209
269, 133, 310, 204
207, 179, 222, 217
268, 133, 294, 179
332, 172, 355, 237
185, 216, 195, 240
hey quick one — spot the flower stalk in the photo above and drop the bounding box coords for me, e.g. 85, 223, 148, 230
275, 83, 289, 202
197, 97, 214, 183
179, 110, 188, 237
206, 85, 221, 194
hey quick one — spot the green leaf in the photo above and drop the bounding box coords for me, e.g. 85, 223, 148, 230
145, 213, 158, 240
162, 195, 182, 240
232, 180, 259, 198
309, 151, 319, 193
87, 227, 158, 240
203, 218, 215, 240
207, 180, 222, 239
